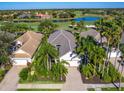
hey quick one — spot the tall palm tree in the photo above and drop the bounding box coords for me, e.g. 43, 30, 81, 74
95, 18, 104, 46
34, 41, 58, 71
51, 60, 69, 81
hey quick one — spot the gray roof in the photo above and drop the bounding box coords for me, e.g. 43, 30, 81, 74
80, 29, 100, 41
18, 14, 31, 18
48, 30, 76, 57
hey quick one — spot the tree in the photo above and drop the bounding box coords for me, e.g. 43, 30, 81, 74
76, 36, 106, 79
34, 41, 58, 71
38, 20, 57, 37
0, 22, 31, 34
51, 60, 68, 81
76, 21, 85, 32
0, 31, 15, 68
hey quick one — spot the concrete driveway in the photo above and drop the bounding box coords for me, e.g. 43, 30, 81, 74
0, 66, 26, 91
61, 67, 87, 91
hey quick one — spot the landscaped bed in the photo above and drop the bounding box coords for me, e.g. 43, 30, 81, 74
87, 88, 95, 91
102, 87, 124, 91
80, 66, 124, 84
0, 65, 12, 82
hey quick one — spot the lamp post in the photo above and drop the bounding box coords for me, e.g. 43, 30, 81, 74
56, 44, 61, 62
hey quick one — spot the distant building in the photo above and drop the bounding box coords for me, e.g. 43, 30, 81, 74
18, 13, 31, 19
35, 13, 52, 19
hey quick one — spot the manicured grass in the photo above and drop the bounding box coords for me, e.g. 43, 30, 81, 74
16, 22, 40, 31
87, 88, 95, 91
55, 21, 94, 31
19, 80, 64, 84
102, 87, 124, 91
17, 88, 60, 91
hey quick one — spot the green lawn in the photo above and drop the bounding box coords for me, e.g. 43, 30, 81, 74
16, 22, 40, 31
55, 21, 94, 31
102, 87, 124, 91
19, 80, 64, 84
17, 88, 60, 91
87, 88, 95, 91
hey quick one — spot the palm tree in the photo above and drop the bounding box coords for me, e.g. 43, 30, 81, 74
76, 20, 85, 32
34, 41, 58, 71
95, 18, 105, 46
51, 60, 69, 81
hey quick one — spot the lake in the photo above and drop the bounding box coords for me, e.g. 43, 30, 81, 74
73, 16, 101, 22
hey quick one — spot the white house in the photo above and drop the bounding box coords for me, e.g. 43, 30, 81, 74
48, 30, 80, 67
11, 31, 43, 65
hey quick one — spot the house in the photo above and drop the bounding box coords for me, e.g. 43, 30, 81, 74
80, 29, 107, 43
11, 31, 43, 65
80, 29, 121, 58
18, 13, 31, 19
48, 30, 80, 67
35, 13, 51, 19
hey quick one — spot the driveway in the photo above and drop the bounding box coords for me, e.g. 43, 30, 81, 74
0, 66, 26, 91
61, 67, 87, 91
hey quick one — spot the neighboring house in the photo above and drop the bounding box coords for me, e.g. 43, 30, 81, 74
11, 31, 43, 65
80, 29, 107, 43
35, 14, 51, 19
80, 29, 121, 58
48, 30, 80, 67
18, 13, 31, 19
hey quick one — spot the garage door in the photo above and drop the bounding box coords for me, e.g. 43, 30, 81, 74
13, 59, 28, 65
65, 60, 80, 67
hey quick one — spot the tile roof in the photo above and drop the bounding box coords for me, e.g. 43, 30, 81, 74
80, 29, 100, 41
13, 31, 43, 58
48, 30, 76, 57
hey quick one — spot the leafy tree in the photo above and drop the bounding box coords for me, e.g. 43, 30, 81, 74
76, 21, 85, 32
38, 20, 57, 37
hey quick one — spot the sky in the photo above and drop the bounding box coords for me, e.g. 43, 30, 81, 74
0, 2, 124, 10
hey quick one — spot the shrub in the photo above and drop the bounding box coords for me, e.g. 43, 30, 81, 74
80, 63, 94, 79
4, 64, 12, 71
102, 72, 111, 82
109, 64, 120, 82
19, 68, 28, 81
0, 69, 5, 81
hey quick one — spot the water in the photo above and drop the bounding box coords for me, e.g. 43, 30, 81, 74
73, 16, 100, 22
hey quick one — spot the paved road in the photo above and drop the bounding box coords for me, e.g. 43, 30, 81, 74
61, 67, 87, 91
0, 66, 25, 91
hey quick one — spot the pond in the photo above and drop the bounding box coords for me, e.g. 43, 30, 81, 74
53, 16, 101, 23
73, 16, 101, 22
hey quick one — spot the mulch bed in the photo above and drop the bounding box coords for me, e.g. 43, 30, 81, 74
81, 74, 110, 84
81, 74, 124, 84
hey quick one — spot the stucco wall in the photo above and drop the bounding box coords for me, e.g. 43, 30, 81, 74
60, 51, 80, 66
11, 58, 32, 65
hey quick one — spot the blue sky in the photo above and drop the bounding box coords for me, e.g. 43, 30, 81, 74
0, 2, 124, 10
